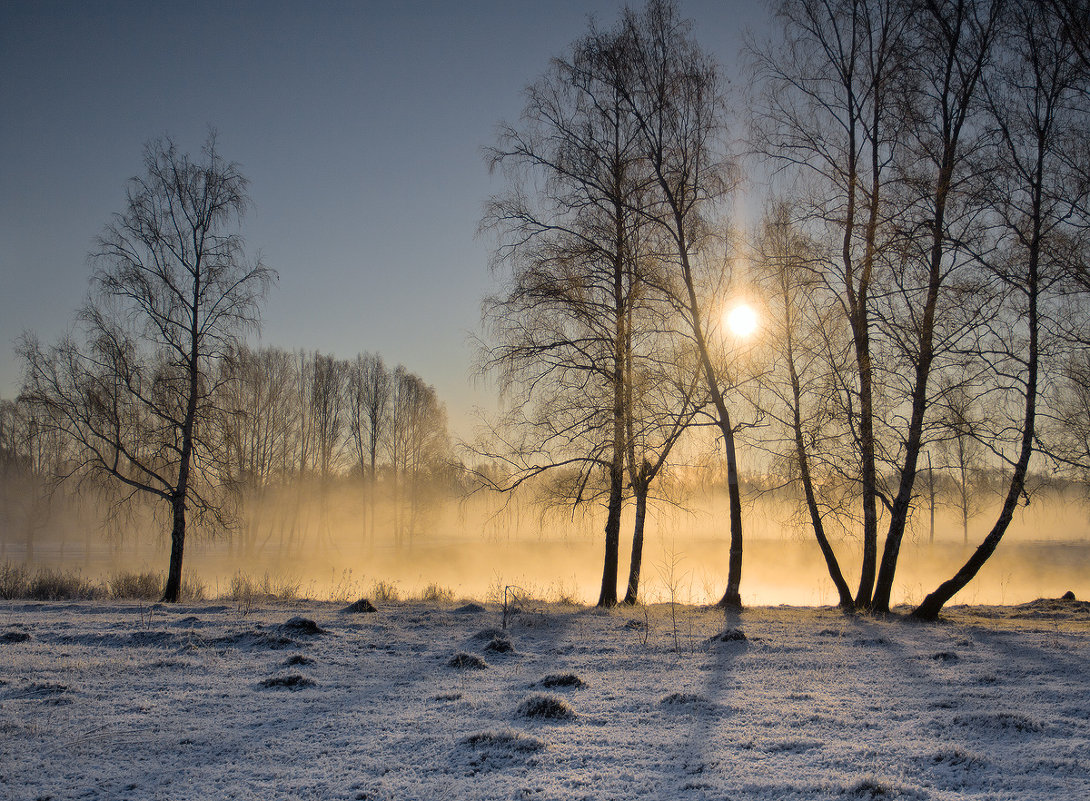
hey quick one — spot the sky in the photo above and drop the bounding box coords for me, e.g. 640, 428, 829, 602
0, 0, 770, 435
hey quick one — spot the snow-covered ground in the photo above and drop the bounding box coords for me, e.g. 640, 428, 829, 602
2, 597, 1088, 800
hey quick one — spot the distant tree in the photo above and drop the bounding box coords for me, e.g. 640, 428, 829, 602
389, 367, 449, 544
935, 380, 986, 544
215, 345, 301, 556
347, 352, 390, 545
305, 353, 346, 480
0, 398, 63, 562
19, 133, 274, 602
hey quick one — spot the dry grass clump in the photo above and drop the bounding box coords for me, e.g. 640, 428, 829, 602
179, 573, 206, 601
449, 651, 489, 670
1, 562, 204, 602
228, 571, 300, 603
109, 571, 162, 600
26, 567, 103, 601
0, 562, 30, 599
259, 674, 316, 690
539, 673, 585, 689
461, 730, 544, 753
417, 582, 455, 603
370, 580, 401, 603
517, 693, 575, 720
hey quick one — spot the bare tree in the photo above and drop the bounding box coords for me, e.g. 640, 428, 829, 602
754, 0, 1007, 612
751, 201, 856, 608
621, 344, 703, 604
481, 15, 659, 607
214, 345, 300, 557
913, 0, 1090, 619
935, 380, 985, 543
390, 367, 449, 545
347, 352, 390, 546
606, 0, 744, 606
19, 133, 273, 601
755, 0, 912, 608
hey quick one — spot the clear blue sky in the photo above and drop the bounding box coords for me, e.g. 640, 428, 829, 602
0, 0, 768, 434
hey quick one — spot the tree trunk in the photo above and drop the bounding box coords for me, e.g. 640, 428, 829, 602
781, 285, 855, 609
162, 492, 186, 602
598, 189, 628, 609
913, 319, 1036, 620
792, 394, 853, 609
718, 408, 744, 609
623, 477, 649, 605
597, 460, 624, 607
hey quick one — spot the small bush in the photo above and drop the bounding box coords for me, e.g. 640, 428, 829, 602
0, 562, 30, 599
180, 573, 206, 601
371, 580, 400, 603
109, 571, 162, 600
418, 583, 454, 603
27, 568, 102, 601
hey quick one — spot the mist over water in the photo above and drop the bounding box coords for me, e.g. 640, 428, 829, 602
5, 482, 1089, 606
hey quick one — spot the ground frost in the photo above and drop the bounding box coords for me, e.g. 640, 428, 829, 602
0, 600, 1087, 800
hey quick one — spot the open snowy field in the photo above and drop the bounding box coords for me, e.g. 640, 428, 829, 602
2, 598, 1088, 801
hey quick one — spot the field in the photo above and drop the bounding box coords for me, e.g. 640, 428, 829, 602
2, 597, 1088, 800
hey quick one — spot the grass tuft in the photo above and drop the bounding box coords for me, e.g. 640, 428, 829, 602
517, 693, 575, 720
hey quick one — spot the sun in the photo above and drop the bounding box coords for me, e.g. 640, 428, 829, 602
724, 303, 758, 339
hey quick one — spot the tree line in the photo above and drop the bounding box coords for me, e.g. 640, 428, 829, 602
476, 0, 1090, 618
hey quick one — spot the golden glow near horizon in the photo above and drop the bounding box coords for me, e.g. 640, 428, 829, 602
724, 302, 758, 339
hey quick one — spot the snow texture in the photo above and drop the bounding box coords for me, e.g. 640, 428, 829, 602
1, 599, 1088, 800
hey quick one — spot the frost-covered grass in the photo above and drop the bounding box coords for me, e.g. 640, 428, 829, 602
1, 598, 1088, 800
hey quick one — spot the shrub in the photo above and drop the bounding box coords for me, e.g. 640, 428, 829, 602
109, 571, 162, 600
180, 573, 206, 601
0, 562, 30, 599
371, 580, 400, 603
27, 568, 102, 601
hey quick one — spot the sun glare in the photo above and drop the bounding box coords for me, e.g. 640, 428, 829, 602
725, 303, 758, 339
